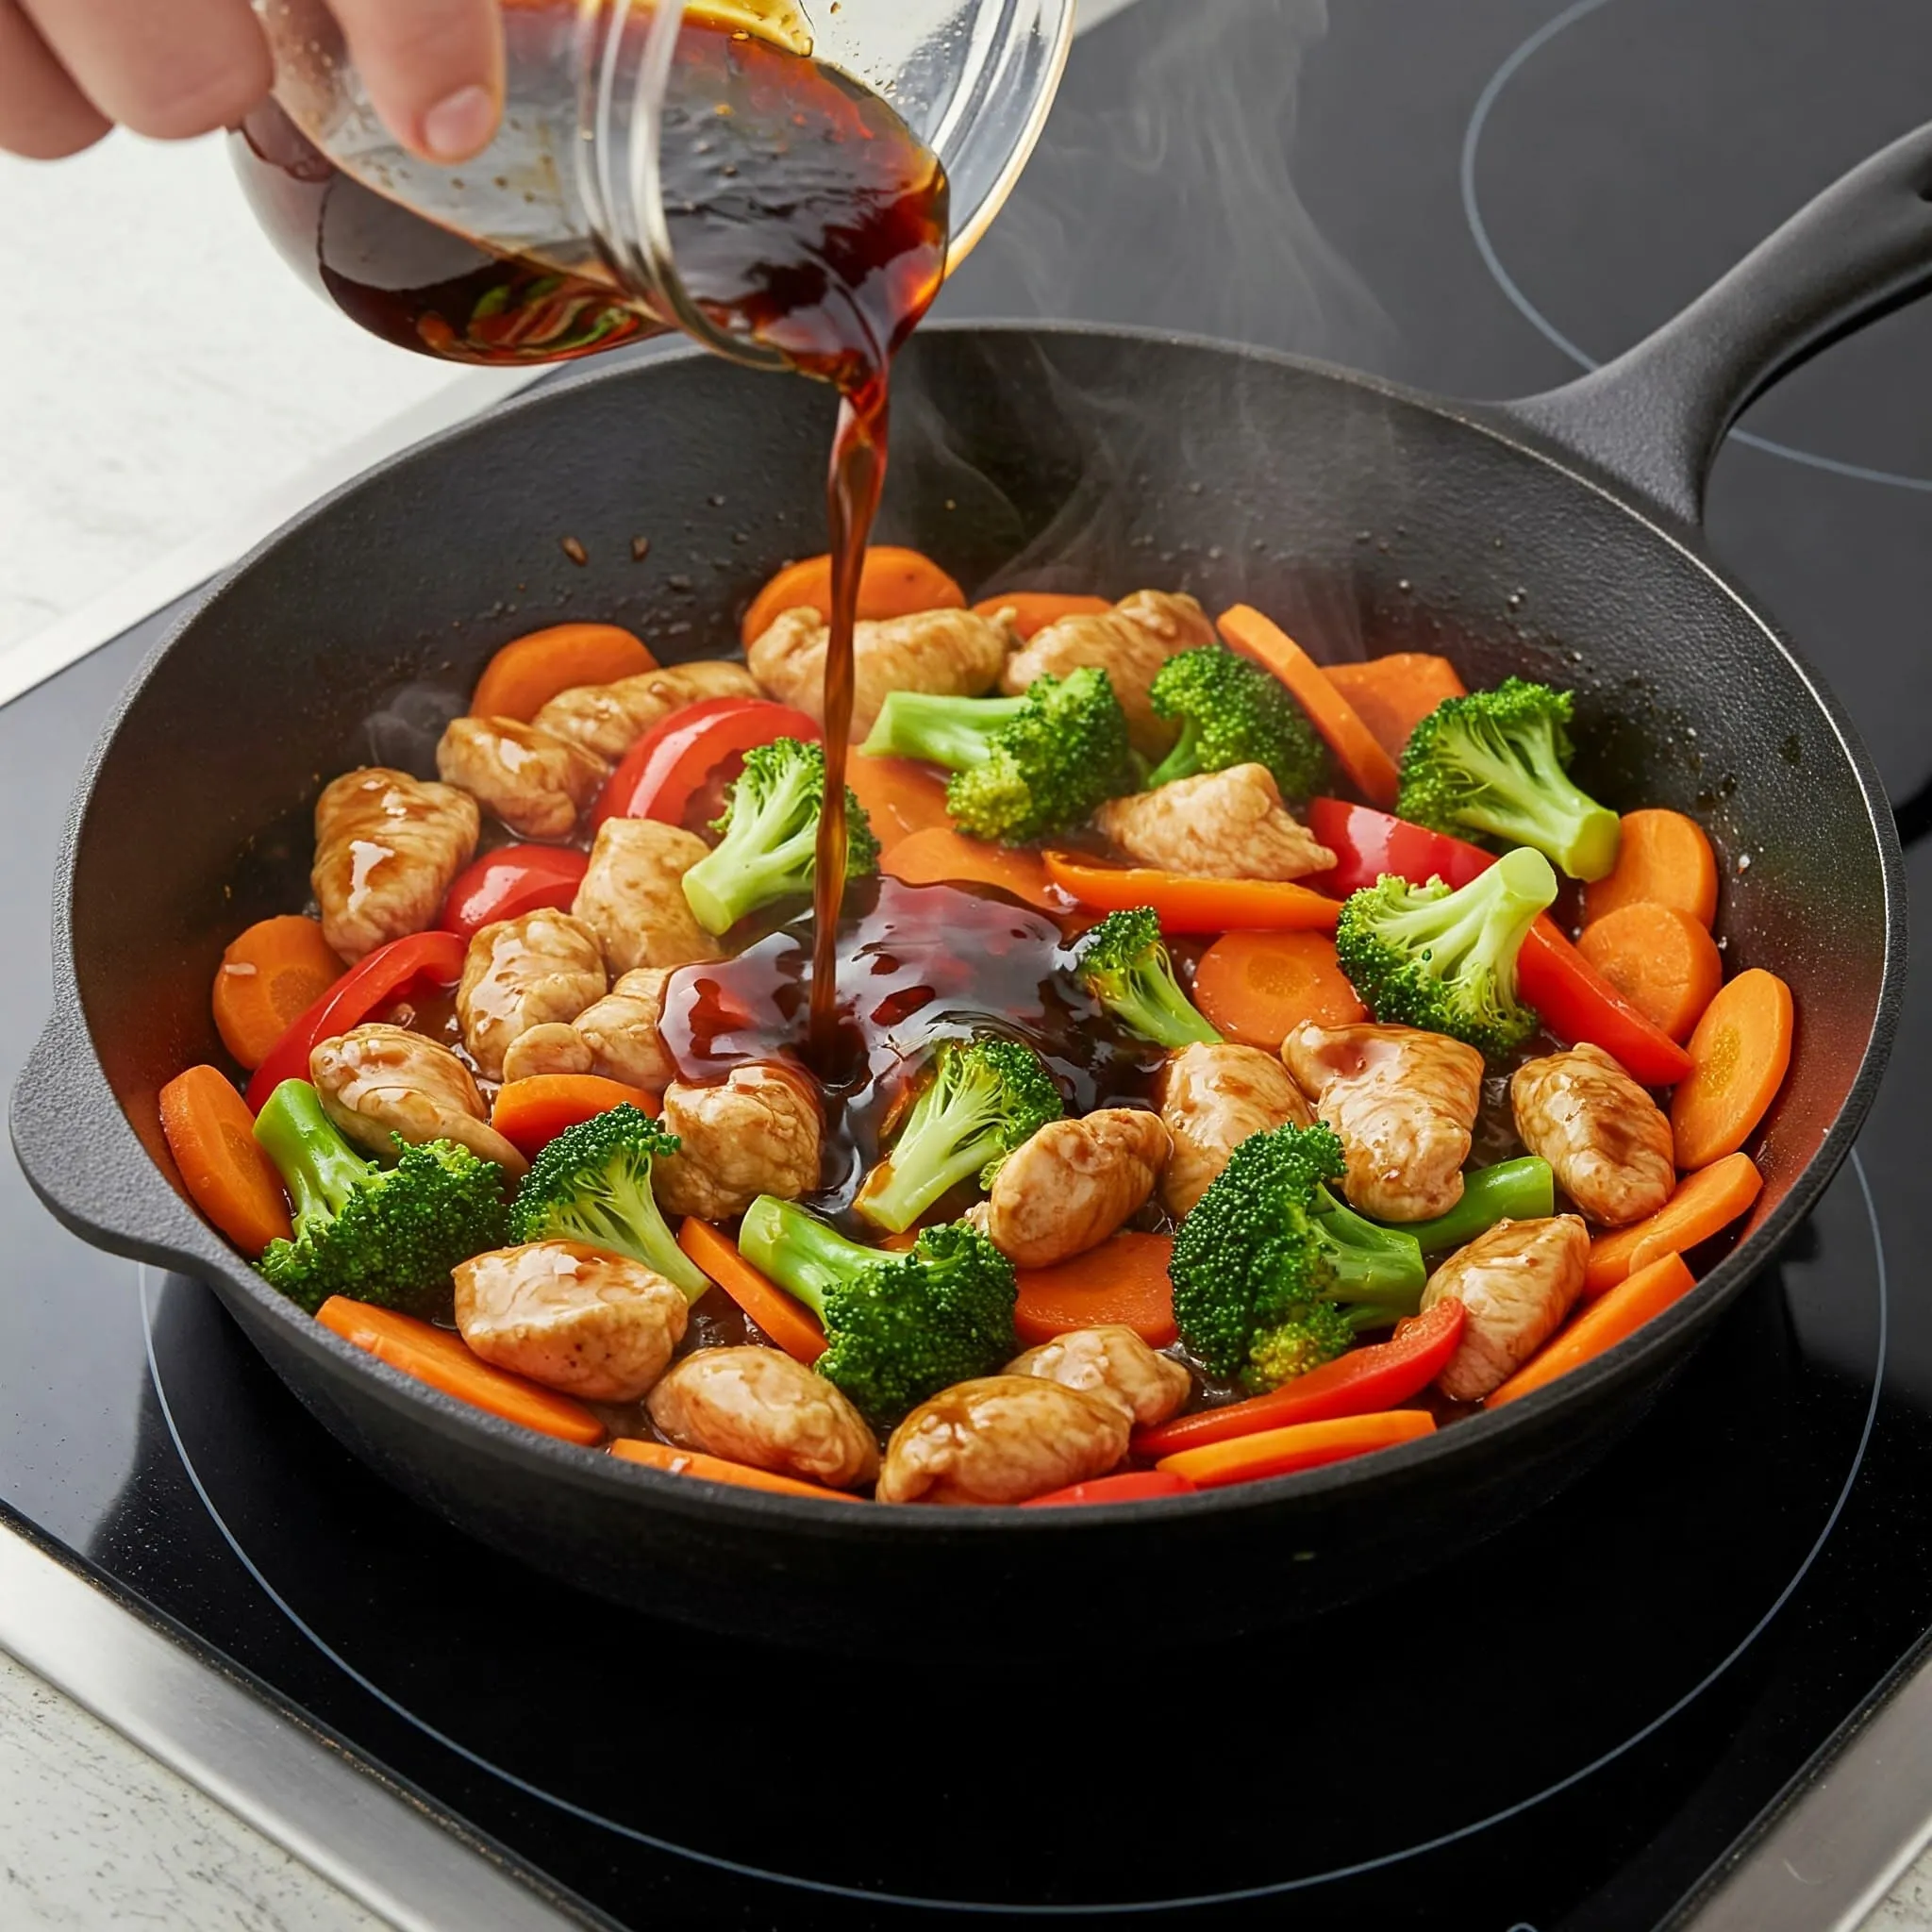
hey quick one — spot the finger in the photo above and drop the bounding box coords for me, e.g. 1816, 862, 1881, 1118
18, 0, 270, 141
0, 0, 110, 157
325, 0, 505, 162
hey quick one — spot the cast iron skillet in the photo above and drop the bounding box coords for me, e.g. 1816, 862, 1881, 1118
11, 128, 1928, 1654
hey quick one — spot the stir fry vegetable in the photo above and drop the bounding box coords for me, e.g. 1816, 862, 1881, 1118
1145, 643, 1329, 797
1073, 907, 1222, 1050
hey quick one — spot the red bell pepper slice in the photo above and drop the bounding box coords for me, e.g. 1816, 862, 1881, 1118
438, 844, 591, 942
1307, 796, 1491, 896
244, 929, 469, 1111
591, 697, 821, 833
1020, 1470, 1199, 1507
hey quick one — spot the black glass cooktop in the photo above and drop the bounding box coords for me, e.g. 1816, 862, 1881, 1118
6, 2, 1932, 1926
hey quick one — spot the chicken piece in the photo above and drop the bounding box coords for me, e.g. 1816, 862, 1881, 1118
1095, 764, 1336, 881
311, 767, 479, 962
1510, 1043, 1676, 1228
655, 1063, 822, 1220
1421, 1216, 1591, 1402
501, 1023, 594, 1082
1156, 1041, 1315, 1219
1007, 1325, 1191, 1427
980, 1108, 1170, 1269
309, 1022, 527, 1174
530, 661, 758, 762
748, 606, 1012, 738
434, 715, 609, 841
456, 908, 608, 1081
572, 817, 721, 976
647, 1346, 879, 1490
454, 1240, 689, 1402
570, 968, 677, 1090
1001, 590, 1216, 758
876, 1375, 1131, 1506
1282, 1022, 1482, 1223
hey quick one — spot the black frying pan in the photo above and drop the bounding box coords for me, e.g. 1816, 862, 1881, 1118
11, 126, 1926, 1655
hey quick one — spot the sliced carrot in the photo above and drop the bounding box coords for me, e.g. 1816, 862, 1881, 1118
1574, 902, 1724, 1043
883, 827, 1063, 913
1585, 1152, 1763, 1297
609, 1436, 860, 1501
741, 546, 964, 646
1013, 1232, 1177, 1347
1582, 808, 1720, 928
1191, 929, 1365, 1049
471, 623, 657, 721
1670, 967, 1794, 1170
158, 1065, 293, 1257
1488, 1252, 1696, 1407
1041, 851, 1341, 934
970, 591, 1113, 640
211, 915, 346, 1072
1216, 605, 1401, 808
1155, 1408, 1436, 1489
677, 1218, 826, 1364
1322, 655, 1468, 761
316, 1297, 606, 1445
491, 1074, 660, 1159
845, 754, 955, 850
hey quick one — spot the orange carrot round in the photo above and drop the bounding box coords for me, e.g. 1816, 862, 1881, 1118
470, 623, 657, 721
1155, 1408, 1435, 1489
609, 1436, 860, 1501
844, 754, 955, 850
1191, 929, 1366, 1049
1670, 968, 1794, 1170
1574, 902, 1724, 1043
1321, 655, 1468, 761
741, 546, 964, 646
883, 827, 1063, 912
211, 916, 345, 1071
1487, 1252, 1696, 1407
491, 1074, 660, 1159
1585, 1152, 1763, 1296
1013, 1232, 1177, 1347
158, 1065, 292, 1256
1582, 808, 1720, 928
970, 591, 1112, 639
677, 1218, 827, 1364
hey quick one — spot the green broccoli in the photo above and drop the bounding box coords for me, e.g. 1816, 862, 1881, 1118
1397, 677, 1622, 881
680, 737, 879, 936
1074, 906, 1222, 1049
1334, 845, 1557, 1058
1145, 643, 1329, 797
252, 1078, 510, 1317
858, 667, 1136, 843
738, 1196, 1018, 1425
508, 1103, 710, 1301
1169, 1121, 1425, 1393
854, 1036, 1064, 1234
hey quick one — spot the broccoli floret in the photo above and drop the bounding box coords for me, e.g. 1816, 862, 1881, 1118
1397, 677, 1622, 881
508, 1103, 710, 1301
1169, 1122, 1425, 1393
1334, 846, 1557, 1058
1145, 643, 1329, 798
854, 1036, 1063, 1234
1074, 906, 1221, 1049
858, 667, 1137, 843
738, 1196, 1018, 1425
253, 1079, 509, 1317
680, 736, 878, 936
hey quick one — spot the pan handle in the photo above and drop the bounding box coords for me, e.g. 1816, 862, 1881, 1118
1493, 123, 1932, 525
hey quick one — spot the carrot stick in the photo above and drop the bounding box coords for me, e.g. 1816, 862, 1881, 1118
677, 1218, 826, 1364
1041, 851, 1341, 934
1191, 929, 1365, 1049
609, 1436, 860, 1501
1670, 969, 1795, 1171
1574, 902, 1724, 1043
1322, 655, 1468, 761
845, 754, 955, 850
1217, 605, 1401, 808
1582, 808, 1720, 928
1155, 1408, 1435, 1489
491, 1074, 660, 1159
1487, 1252, 1696, 1407
1585, 1152, 1762, 1296
741, 546, 964, 646
211, 915, 346, 1072
471, 623, 657, 722
884, 827, 1064, 913
316, 1297, 606, 1445
158, 1065, 292, 1256
1013, 1232, 1177, 1347
970, 591, 1112, 640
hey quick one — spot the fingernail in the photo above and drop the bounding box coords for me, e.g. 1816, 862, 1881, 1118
423, 84, 497, 161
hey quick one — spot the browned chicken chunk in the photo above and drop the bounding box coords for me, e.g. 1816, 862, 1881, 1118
655, 1063, 822, 1220
876, 1375, 1131, 1506
309, 1023, 527, 1174
570, 967, 678, 1090
647, 1346, 879, 1490
572, 818, 722, 976
1156, 1041, 1315, 1218
456, 909, 608, 1081
1006, 1325, 1191, 1427
1282, 1022, 1482, 1222
500, 1023, 593, 1082
531, 661, 758, 762
979, 1108, 1170, 1268
453, 1240, 689, 1402
1510, 1043, 1676, 1228
311, 768, 479, 962
434, 715, 609, 841
1096, 765, 1336, 881
1421, 1216, 1590, 1402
